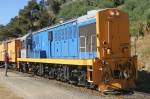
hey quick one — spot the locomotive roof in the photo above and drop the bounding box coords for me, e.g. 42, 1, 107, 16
20, 33, 32, 41
32, 19, 77, 35
77, 10, 97, 23
31, 9, 100, 35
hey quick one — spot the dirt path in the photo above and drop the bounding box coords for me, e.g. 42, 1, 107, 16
0, 69, 107, 99
0, 82, 23, 99
0, 69, 150, 99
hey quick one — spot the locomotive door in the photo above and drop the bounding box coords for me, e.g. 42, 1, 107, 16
106, 18, 120, 57
96, 13, 120, 59
62, 28, 69, 57
68, 23, 78, 57
48, 31, 52, 57
55, 31, 62, 57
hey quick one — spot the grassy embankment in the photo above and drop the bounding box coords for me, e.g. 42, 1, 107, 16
133, 35, 150, 93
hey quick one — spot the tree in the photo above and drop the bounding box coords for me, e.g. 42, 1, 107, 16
113, 0, 124, 7
0, 26, 10, 40
47, 0, 61, 14
0, 0, 57, 40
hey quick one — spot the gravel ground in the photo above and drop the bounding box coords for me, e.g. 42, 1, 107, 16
0, 82, 23, 99
0, 69, 150, 99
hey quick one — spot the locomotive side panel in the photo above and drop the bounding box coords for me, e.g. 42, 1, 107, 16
29, 20, 79, 59
53, 20, 79, 58
29, 32, 48, 58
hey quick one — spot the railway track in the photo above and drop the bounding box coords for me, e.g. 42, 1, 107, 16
134, 91, 150, 97
8, 69, 150, 99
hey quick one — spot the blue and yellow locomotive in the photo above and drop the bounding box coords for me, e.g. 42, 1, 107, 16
0, 8, 137, 93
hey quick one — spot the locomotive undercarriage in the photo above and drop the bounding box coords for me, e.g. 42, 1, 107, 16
19, 62, 94, 88
0, 62, 4, 68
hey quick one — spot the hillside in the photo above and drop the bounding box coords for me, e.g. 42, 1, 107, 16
0, 0, 149, 40
131, 35, 150, 93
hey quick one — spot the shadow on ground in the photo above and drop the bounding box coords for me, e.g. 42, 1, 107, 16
135, 70, 150, 93
7, 75, 32, 78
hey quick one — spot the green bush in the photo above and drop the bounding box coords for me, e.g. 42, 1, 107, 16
57, 0, 116, 21
1, 0, 150, 38
122, 0, 150, 36
57, 1, 95, 21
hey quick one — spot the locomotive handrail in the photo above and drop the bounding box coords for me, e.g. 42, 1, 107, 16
91, 34, 96, 52
79, 36, 86, 59
107, 21, 110, 45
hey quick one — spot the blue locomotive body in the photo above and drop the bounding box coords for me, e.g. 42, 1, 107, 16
24, 11, 97, 59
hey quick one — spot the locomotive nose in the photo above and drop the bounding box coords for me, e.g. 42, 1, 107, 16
98, 57, 137, 92
91, 8, 137, 93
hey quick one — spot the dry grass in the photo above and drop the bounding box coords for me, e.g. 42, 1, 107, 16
131, 35, 150, 93
0, 83, 23, 99
135, 35, 150, 71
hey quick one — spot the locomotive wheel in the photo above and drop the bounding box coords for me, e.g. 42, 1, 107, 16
23, 65, 29, 73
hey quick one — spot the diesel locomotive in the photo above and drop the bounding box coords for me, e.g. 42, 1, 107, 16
0, 8, 137, 93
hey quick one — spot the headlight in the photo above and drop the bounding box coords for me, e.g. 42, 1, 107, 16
116, 11, 120, 16
107, 48, 112, 54
110, 11, 115, 16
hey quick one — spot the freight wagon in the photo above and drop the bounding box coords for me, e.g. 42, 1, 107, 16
0, 39, 21, 68
0, 42, 6, 66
